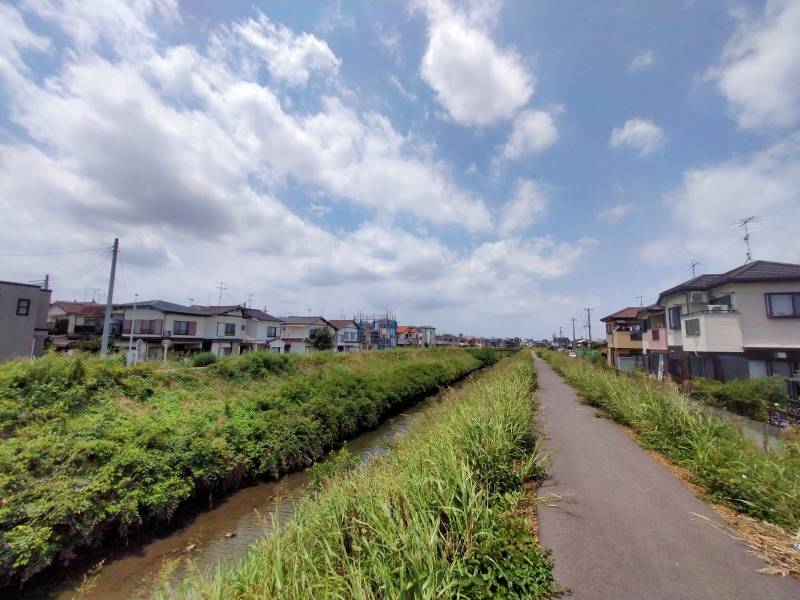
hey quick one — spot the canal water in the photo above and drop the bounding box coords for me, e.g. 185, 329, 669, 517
49, 377, 471, 599
686, 399, 784, 451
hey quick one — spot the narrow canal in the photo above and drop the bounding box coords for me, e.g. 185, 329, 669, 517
48, 376, 473, 599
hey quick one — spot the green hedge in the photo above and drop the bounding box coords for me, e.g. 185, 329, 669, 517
538, 350, 800, 530
0, 349, 488, 587
161, 351, 554, 599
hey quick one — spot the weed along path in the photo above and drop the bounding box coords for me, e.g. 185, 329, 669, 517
533, 356, 799, 600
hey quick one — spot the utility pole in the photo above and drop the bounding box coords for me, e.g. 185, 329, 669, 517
570, 317, 577, 350
691, 260, 700, 278
100, 238, 118, 357
215, 281, 227, 305
585, 308, 593, 347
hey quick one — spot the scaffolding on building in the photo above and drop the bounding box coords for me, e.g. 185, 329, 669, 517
354, 310, 398, 351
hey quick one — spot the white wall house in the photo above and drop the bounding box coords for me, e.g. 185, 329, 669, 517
329, 319, 361, 352
281, 316, 335, 354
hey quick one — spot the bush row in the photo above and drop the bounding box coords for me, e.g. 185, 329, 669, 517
538, 350, 800, 530
160, 351, 555, 599
0, 348, 492, 587
684, 376, 788, 421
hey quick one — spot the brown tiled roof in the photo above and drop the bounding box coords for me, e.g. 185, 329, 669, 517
328, 319, 356, 330
657, 260, 800, 302
284, 316, 331, 326
397, 325, 417, 334
600, 307, 641, 322
192, 305, 244, 316
244, 308, 282, 322
52, 301, 105, 316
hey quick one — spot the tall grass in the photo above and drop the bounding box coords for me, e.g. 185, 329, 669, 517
538, 350, 800, 530
162, 352, 555, 599
0, 348, 491, 587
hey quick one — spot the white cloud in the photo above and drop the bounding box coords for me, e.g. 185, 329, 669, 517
641, 134, 800, 267
389, 75, 417, 102
0, 0, 591, 337
418, 2, 533, 126
234, 11, 340, 86
501, 109, 559, 160
628, 50, 655, 72
609, 118, 665, 156
0, 4, 51, 84
498, 179, 549, 235
597, 203, 635, 222
708, 0, 800, 130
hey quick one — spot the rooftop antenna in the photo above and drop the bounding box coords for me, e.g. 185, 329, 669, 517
187, 297, 195, 305
735, 216, 761, 263
246, 293, 254, 308
215, 281, 227, 305
691, 260, 700, 278
635, 295, 645, 307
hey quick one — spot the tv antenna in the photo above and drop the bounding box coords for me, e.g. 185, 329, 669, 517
690, 260, 700, 278
635, 295, 645, 307
215, 281, 227, 305
734, 216, 761, 263
245, 293, 254, 308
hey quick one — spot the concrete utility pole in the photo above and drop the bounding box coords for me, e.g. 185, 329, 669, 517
585, 307, 593, 347
100, 238, 119, 357
570, 317, 577, 349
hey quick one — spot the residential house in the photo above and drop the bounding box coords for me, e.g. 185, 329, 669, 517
0, 280, 51, 361
281, 316, 335, 354
600, 307, 643, 371
638, 304, 667, 379
47, 301, 110, 351
192, 305, 249, 356
436, 333, 460, 347
397, 325, 418, 347
242, 308, 284, 353
113, 300, 207, 360
656, 260, 800, 382
418, 325, 436, 348
329, 319, 361, 352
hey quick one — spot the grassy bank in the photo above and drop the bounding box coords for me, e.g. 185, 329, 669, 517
161, 351, 555, 599
538, 350, 800, 530
0, 348, 494, 587
684, 376, 788, 422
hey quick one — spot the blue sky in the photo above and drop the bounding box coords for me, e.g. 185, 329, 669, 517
1, 0, 799, 338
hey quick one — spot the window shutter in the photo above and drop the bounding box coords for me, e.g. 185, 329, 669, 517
188, 321, 197, 335
122, 320, 131, 334
154, 319, 163, 334
134, 320, 142, 334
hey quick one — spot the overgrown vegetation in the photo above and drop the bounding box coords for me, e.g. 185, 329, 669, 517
0, 348, 491, 587
685, 376, 788, 421
161, 351, 555, 599
538, 350, 800, 530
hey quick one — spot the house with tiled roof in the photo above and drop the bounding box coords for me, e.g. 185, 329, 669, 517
600, 306, 643, 371
47, 300, 121, 351
281, 316, 335, 354
654, 260, 800, 382
329, 319, 360, 352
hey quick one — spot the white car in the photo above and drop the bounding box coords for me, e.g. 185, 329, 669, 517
567, 351, 577, 358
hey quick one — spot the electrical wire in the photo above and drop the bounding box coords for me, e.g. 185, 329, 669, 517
0, 246, 110, 258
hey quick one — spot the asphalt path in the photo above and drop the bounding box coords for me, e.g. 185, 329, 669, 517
534, 355, 799, 600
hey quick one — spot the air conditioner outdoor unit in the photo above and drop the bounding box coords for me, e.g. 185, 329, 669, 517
688, 291, 709, 303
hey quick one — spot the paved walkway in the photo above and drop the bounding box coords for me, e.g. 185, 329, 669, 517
534, 355, 799, 600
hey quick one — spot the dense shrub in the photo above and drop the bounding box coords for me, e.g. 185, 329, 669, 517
538, 350, 800, 530
190, 352, 218, 367
163, 352, 555, 600
685, 376, 788, 421
468, 346, 500, 366
0, 349, 482, 587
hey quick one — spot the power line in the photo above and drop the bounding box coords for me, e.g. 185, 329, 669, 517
0, 245, 110, 258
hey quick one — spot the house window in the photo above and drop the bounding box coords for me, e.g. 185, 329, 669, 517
173, 320, 190, 335
668, 306, 682, 330
16, 298, 30, 316
651, 328, 660, 341
765, 293, 800, 317
684, 318, 700, 336
267, 326, 278, 337
217, 322, 236, 336
748, 360, 768, 378
710, 294, 732, 309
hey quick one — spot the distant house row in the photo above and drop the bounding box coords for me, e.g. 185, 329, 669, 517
601, 260, 800, 382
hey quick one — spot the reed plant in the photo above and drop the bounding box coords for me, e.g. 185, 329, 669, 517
163, 352, 555, 599
538, 350, 800, 530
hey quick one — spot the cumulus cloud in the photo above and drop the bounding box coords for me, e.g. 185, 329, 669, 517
498, 179, 549, 235
641, 134, 800, 267
708, 0, 800, 130
500, 109, 559, 160
628, 50, 655, 72
609, 118, 665, 156
597, 203, 635, 222
0, 0, 589, 337
418, 1, 533, 126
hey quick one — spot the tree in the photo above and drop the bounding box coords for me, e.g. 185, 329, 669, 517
309, 327, 334, 351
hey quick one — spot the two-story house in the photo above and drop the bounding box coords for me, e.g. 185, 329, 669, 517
397, 325, 418, 347
656, 260, 800, 382
0, 280, 51, 361
113, 300, 207, 360
281, 316, 336, 354
600, 307, 643, 371
47, 301, 112, 351
418, 325, 436, 348
329, 319, 361, 352
192, 305, 249, 356
241, 308, 284, 353
638, 304, 667, 379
